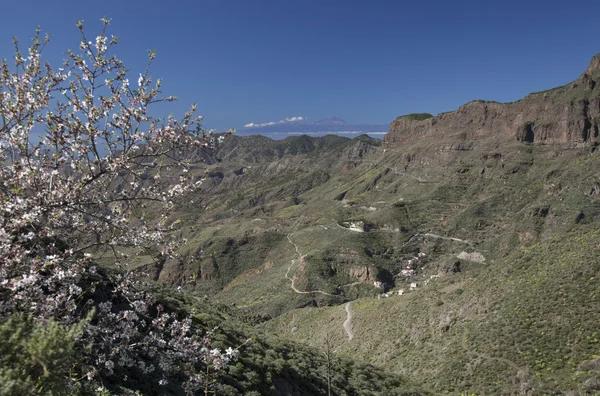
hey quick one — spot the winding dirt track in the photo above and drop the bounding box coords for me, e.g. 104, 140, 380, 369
283, 225, 470, 342
343, 302, 354, 340
285, 234, 334, 296
424, 232, 472, 245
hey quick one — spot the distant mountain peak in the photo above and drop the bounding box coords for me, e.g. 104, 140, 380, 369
315, 117, 347, 125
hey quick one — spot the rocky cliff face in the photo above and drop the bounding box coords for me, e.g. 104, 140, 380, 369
384, 54, 600, 147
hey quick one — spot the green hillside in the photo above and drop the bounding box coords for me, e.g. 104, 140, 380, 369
88, 55, 600, 394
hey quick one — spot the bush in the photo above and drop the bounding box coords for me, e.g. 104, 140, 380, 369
0, 314, 86, 395
396, 113, 433, 121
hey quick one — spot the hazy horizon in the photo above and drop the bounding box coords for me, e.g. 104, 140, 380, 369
2, 0, 599, 132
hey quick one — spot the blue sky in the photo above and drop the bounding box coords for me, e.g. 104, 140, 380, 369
2, 0, 599, 131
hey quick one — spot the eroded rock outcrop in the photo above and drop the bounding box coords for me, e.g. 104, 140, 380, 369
385, 54, 600, 147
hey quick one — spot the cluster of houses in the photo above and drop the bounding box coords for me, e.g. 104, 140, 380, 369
399, 251, 426, 276
373, 252, 443, 299
423, 273, 441, 286
376, 282, 419, 299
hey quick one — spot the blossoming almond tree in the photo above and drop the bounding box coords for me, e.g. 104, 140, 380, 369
0, 18, 236, 394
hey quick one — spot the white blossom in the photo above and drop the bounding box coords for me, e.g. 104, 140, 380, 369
0, 19, 234, 392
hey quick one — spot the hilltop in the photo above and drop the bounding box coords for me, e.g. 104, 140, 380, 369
315, 116, 348, 125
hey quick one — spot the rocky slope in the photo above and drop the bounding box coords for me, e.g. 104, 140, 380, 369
385, 54, 600, 147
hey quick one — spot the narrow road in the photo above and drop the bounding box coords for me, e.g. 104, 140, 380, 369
339, 281, 361, 288
424, 232, 472, 245
285, 234, 335, 296
343, 302, 354, 340
398, 232, 472, 249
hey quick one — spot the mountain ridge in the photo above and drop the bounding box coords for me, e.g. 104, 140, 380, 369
241, 116, 388, 135
385, 53, 600, 147
315, 116, 348, 125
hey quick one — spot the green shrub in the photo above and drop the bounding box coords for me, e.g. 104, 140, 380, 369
0, 314, 88, 395
396, 113, 434, 121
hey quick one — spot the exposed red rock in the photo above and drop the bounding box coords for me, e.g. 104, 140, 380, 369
384, 54, 600, 147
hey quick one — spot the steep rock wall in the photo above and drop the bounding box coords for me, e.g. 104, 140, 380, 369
384, 55, 600, 147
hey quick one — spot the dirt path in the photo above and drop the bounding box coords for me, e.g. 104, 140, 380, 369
398, 232, 472, 250
424, 232, 472, 245
285, 234, 335, 296
339, 281, 361, 288
343, 302, 354, 340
